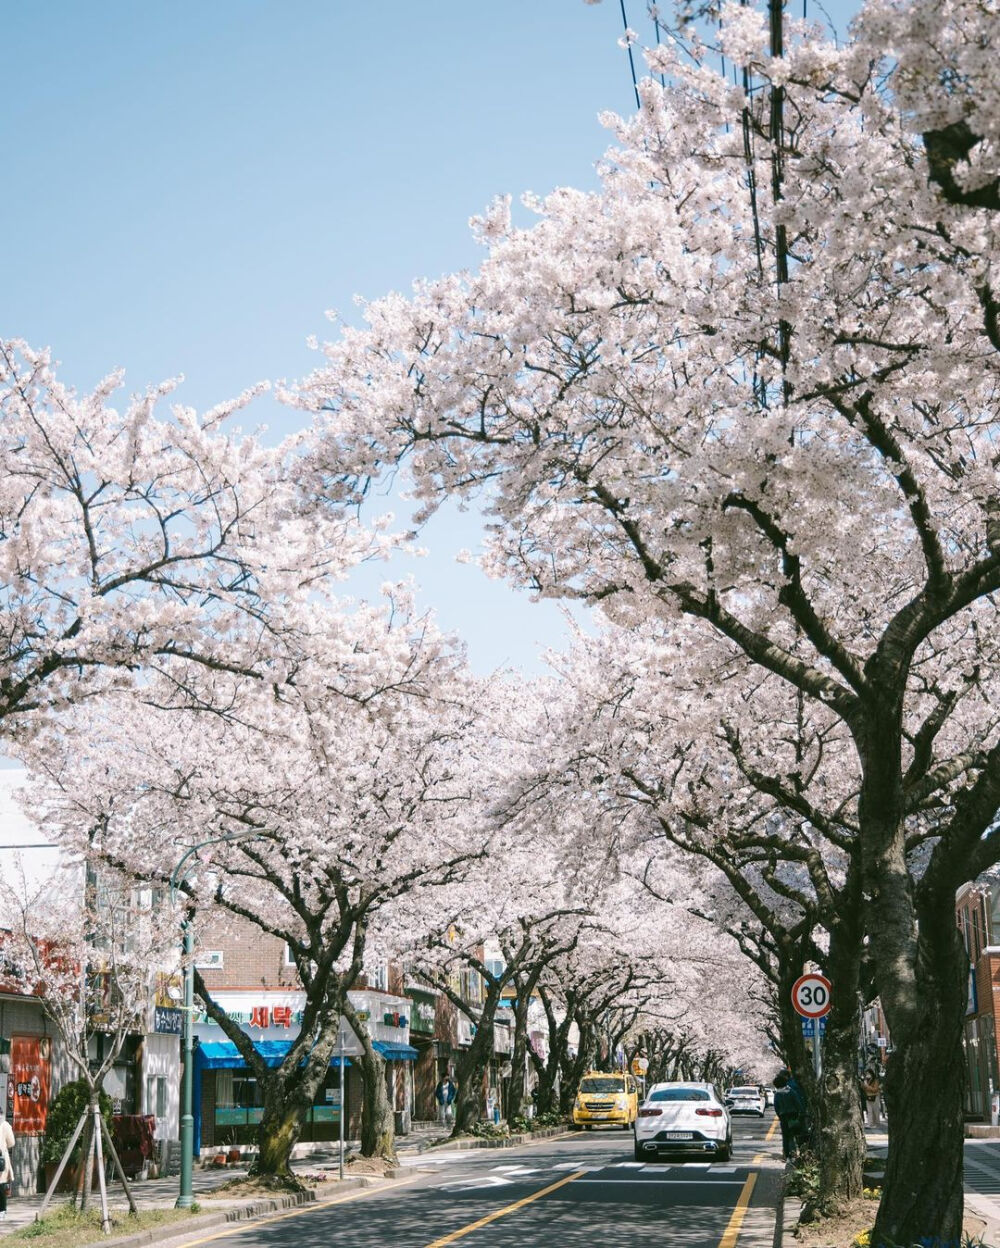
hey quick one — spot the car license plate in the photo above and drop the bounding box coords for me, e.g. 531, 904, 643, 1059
592, 1112, 609, 1119
665, 1132, 693, 1140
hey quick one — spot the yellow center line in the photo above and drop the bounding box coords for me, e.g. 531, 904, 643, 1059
167, 1175, 420, 1248
717, 1172, 758, 1248
423, 1169, 588, 1248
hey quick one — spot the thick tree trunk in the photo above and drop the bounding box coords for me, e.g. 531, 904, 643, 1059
812, 895, 866, 1211
255, 1084, 312, 1179
872, 912, 966, 1246
531, 990, 572, 1116
559, 1018, 596, 1116
250, 1045, 339, 1178
451, 1013, 495, 1136
531, 1048, 559, 1116
858, 701, 967, 1247
812, 1008, 865, 1210
772, 910, 866, 1210
507, 996, 531, 1122
198, 969, 345, 1178
356, 1044, 396, 1161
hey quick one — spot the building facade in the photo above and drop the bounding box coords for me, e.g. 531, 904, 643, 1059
957, 880, 1000, 1121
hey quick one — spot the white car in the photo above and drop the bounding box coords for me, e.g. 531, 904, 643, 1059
725, 1085, 766, 1117
633, 1082, 731, 1162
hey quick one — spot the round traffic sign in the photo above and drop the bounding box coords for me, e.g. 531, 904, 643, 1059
791, 973, 832, 1018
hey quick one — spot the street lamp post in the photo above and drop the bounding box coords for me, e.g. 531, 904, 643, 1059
169, 846, 201, 1211
175, 918, 196, 1208
169, 834, 258, 1211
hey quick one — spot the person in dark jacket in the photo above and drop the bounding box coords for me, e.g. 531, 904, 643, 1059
435, 1075, 457, 1126
773, 1069, 807, 1160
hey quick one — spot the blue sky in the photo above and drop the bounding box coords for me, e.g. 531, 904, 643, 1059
2, 0, 855, 675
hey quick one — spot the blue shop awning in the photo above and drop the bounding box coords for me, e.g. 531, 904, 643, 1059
195, 1040, 351, 1069
373, 1041, 419, 1061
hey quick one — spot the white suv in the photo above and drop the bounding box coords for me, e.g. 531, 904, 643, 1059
725, 1086, 766, 1117
633, 1082, 731, 1162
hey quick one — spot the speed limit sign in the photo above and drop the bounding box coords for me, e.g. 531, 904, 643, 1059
792, 973, 832, 1018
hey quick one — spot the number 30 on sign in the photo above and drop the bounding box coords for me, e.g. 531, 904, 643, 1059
791, 973, 832, 1018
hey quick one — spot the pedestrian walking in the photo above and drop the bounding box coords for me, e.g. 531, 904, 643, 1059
0, 1115, 14, 1221
773, 1069, 807, 1161
861, 1068, 883, 1128
435, 1075, 457, 1126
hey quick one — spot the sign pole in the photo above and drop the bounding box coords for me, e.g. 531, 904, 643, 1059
338, 1019, 345, 1182
790, 972, 831, 1089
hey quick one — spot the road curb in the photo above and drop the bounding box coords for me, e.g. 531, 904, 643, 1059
778, 1192, 802, 1248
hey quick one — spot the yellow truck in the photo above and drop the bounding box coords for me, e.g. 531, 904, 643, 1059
572, 1071, 639, 1129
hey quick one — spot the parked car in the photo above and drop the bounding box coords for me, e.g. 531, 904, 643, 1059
725, 1085, 766, 1117
572, 1071, 639, 1129
632, 1081, 731, 1162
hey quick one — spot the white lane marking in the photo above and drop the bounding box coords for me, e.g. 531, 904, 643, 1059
710, 1167, 737, 1174
551, 1162, 603, 1171
399, 1152, 469, 1166
493, 1166, 539, 1175
440, 1175, 514, 1192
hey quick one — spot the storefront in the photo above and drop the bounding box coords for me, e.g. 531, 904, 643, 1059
1, 989, 72, 1195
141, 985, 183, 1144
406, 987, 440, 1121
193, 988, 417, 1150
350, 989, 419, 1133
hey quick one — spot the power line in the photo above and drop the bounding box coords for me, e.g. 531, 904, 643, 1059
619, 0, 642, 110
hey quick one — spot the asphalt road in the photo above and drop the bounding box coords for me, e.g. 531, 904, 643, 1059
157, 1113, 784, 1248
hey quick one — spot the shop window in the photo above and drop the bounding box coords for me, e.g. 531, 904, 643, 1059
460, 969, 483, 1003
146, 1075, 168, 1120
233, 1073, 264, 1109
216, 1069, 235, 1109
990, 888, 1000, 946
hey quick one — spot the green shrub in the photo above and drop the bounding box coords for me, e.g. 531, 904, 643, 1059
41, 1081, 113, 1167
468, 1120, 509, 1139
533, 1110, 565, 1128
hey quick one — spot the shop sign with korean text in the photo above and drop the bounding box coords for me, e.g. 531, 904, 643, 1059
11, 1035, 51, 1135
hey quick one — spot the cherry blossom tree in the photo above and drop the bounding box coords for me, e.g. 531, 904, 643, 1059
541, 625, 869, 1203
0, 339, 388, 749
400, 814, 595, 1137
0, 860, 177, 1226
18, 588, 492, 1173
291, 4, 1000, 1236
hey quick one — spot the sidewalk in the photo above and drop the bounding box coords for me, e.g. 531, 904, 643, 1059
776, 1127, 1000, 1248
0, 1151, 366, 1240
0, 1123, 568, 1242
